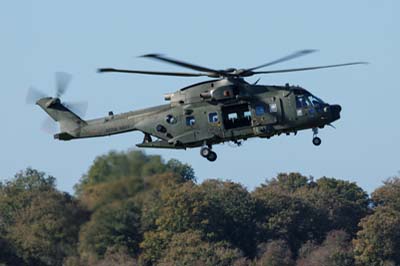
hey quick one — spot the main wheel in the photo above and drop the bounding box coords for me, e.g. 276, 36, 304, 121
207, 151, 217, 162
312, 137, 322, 146
200, 147, 211, 158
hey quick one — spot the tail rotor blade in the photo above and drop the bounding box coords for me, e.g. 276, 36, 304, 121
64, 101, 88, 118
41, 117, 58, 134
26, 87, 47, 104
55, 72, 72, 98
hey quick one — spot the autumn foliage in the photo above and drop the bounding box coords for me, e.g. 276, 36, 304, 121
0, 150, 399, 266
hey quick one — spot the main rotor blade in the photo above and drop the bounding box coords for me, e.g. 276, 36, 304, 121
245, 49, 318, 72
98, 68, 211, 77
55, 72, 72, 98
140, 54, 223, 76
252, 62, 368, 75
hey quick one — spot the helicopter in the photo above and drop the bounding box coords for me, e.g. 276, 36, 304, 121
29, 50, 366, 161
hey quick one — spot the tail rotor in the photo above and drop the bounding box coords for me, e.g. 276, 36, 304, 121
27, 72, 88, 134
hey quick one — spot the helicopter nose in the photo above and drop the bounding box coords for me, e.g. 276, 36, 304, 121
330, 104, 342, 121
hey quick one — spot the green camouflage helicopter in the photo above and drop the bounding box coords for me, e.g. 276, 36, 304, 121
29, 50, 366, 161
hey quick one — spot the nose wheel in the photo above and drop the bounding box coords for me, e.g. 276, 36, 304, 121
312, 136, 322, 146
200, 146, 217, 162
312, 128, 322, 146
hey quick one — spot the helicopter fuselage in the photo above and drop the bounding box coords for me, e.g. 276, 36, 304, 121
38, 78, 341, 156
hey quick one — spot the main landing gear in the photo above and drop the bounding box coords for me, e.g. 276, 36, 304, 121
200, 146, 217, 162
312, 128, 322, 146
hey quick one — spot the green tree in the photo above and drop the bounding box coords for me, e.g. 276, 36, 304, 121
198, 180, 257, 255
137, 172, 194, 236
75, 150, 194, 210
157, 230, 244, 266
166, 158, 195, 182
263, 174, 369, 236
158, 180, 256, 253
299, 177, 370, 235
252, 181, 327, 253
79, 200, 142, 261
140, 180, 256, 263
77, 150, 194, 189
354, 207, 400, 266
264, 172, 310, 193
0, 168, 87, 266
371, 177, 400, 211
0, 168, 55, 228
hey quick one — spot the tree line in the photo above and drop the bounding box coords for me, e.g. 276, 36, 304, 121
1, 150, 399, 266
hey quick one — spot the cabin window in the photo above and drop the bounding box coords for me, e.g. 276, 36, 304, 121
228, 113, 238, 121
269, 103, 277, 113
244, 111, 252, 119
186, 116, 195, 126
208, 112, 219, 123
255, 105, 265, 116
156, 124, 167, 133
165, 114, 177, 124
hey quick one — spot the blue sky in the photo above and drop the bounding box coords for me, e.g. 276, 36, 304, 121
1, 0, 399, 193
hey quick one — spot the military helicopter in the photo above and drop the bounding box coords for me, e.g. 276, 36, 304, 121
29, 50, 366, 161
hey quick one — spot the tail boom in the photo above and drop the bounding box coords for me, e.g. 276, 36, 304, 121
36, 97, 86, 139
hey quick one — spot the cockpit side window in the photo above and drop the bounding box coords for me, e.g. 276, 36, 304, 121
296, 95, 309, 108
309, 95, 324, 106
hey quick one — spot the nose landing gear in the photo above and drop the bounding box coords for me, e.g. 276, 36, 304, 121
312, 136, 322, 146
200, 146, 217, 162
312, 128, 322, 146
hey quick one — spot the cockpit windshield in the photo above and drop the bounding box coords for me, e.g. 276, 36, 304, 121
295, 93, 324, 109
309, 94, 325, 105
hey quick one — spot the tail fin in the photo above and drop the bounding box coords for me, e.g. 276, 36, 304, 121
36, 97, 86, 140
